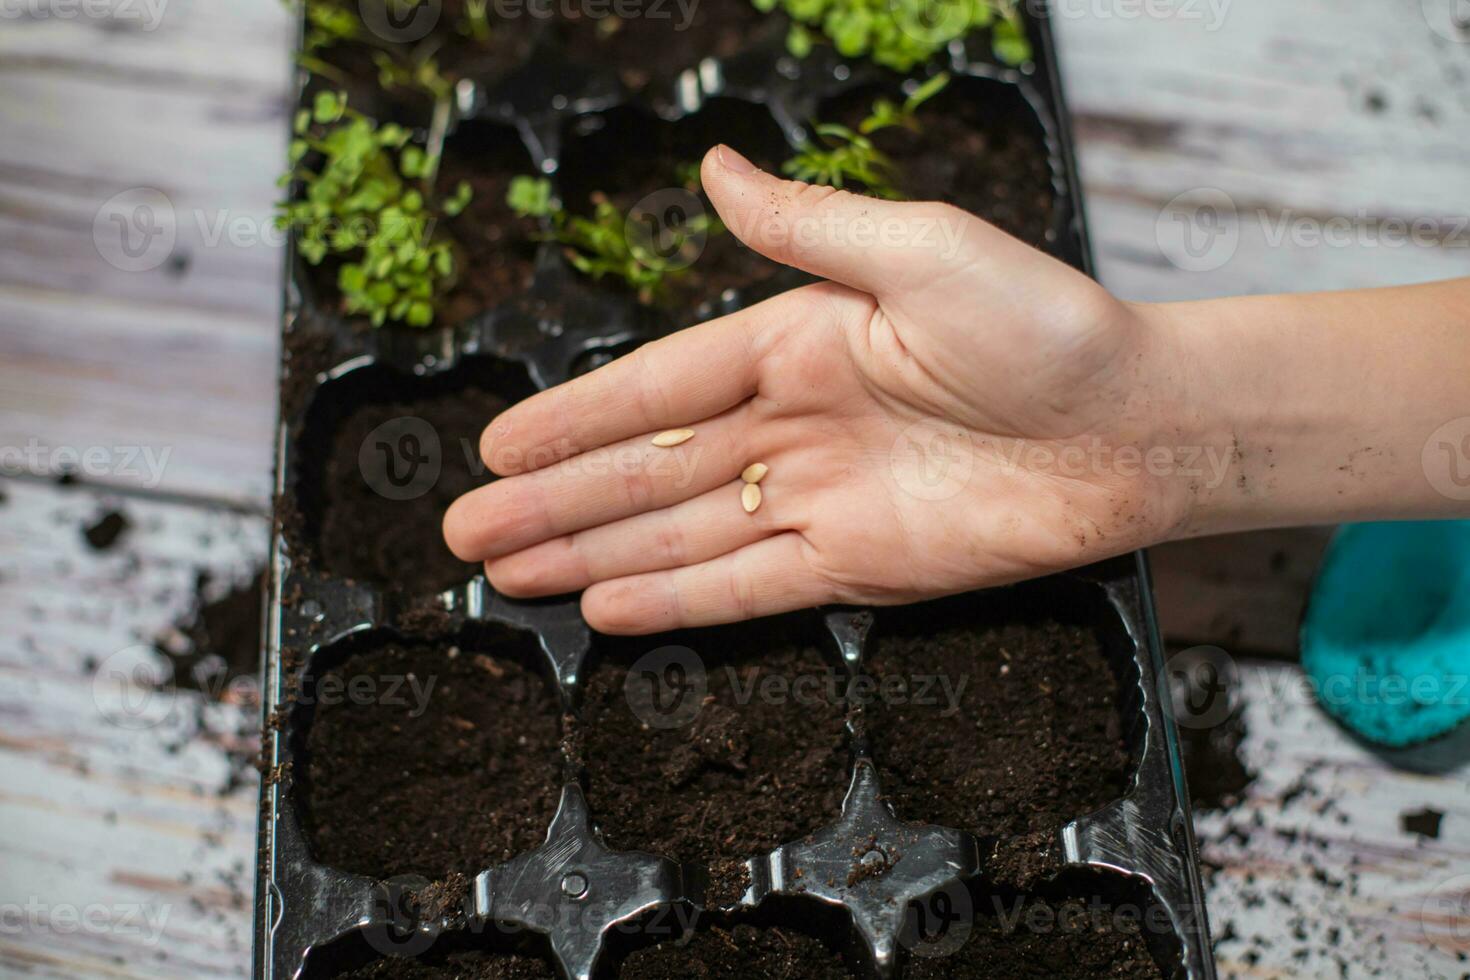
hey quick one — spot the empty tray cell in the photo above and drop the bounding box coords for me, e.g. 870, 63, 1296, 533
580, 615, 850, 903
864, 579, 1133, 848
294, 357, 537, 593
298, 627, 563, 881
812, 74, 1060, 250
900, 871, 1178, 980
554, 0, 781, 92
555, 100, 790, 322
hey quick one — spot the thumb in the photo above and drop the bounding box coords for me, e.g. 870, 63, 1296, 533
699, 144, 1001, 296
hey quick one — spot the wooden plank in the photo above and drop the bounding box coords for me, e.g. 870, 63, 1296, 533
0, 0, 292, 509
1055, 0, 1470, 302
0, 476, 268, 979
1197, 661, 1470, 979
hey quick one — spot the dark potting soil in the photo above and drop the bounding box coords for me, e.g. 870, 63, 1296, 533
581, 632, 849, 904
555, 0, 774, 91
317, 388, 505, 592
437, 145, 540, 327
902, 894, 1164, 980
827, 87, 1057, 249
304, 641, 562, 880
82, 509, 129, 550
865, 620, 1129, 849
155, 569, 266, 699
1179, 708, 1252, 811
334, 952, 555, 980
619, 924, 852, 980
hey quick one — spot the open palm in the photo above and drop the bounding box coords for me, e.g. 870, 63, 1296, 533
444, 146, 1191, 634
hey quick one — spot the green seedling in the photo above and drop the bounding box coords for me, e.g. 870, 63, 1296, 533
751, 0, 1030, 71
507, 174, 720, 305
783, 72, 949, 200
293, 0, 486, 103
276, 92, 473, 328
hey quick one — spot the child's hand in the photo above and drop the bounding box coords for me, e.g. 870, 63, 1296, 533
443, 145, 1191, 633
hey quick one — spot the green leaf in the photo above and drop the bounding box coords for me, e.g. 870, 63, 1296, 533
506, 175, 554, 217
443, 180, 473, 217
785, 22, 813, 58
312, 90, 345, 124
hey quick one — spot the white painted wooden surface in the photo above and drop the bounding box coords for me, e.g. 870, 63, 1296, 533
0, 478, 268, 979
0, 0, 1465, 977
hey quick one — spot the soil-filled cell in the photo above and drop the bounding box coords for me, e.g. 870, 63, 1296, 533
303, 637, 562, 880
299, 359, 537, 593
864, 589, 1130, 842
619, 923, 853, 980
581, 621, 849, 902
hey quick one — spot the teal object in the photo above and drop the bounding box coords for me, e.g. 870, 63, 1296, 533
1301, 521, 1470, 747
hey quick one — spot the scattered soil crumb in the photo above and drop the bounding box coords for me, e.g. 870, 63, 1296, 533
336, 952, 554, 979
1401, 807, 1443, 839
83, 510, 130, 550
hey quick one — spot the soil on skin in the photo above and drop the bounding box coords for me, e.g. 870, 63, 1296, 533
335, 952, 555, 979
827, 86, 1057, 249
556, 0, 772, 91
903, 894, 1164, 979
865, 619, 1129, 854
436, 143, 540, 326
581, 630, 849, 905
317, 388, 504, 592
304, 641, 562, 880
619, 924, 852, 980
82, 510, 129, 550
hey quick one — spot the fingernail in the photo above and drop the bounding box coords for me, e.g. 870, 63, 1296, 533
716, 144, 756, 175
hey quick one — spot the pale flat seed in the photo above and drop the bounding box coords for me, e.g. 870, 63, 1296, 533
741, 482, 762, 514
741, 462, 769, 484
651, 428, 695, 448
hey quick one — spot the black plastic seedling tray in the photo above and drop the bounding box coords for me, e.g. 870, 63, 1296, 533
256, 5, 1216, 978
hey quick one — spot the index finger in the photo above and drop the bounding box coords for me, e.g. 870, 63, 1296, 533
479, 292, 782, 476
